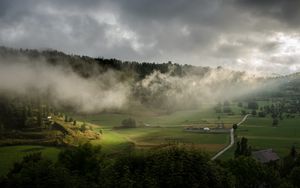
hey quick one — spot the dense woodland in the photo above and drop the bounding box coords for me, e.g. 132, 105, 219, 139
0, 46, 219, 111
0, 46, 194, 79
0, 96, 53, 130
0, 143, 300, 188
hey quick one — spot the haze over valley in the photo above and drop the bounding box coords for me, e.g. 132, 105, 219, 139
0, 1, 300, 188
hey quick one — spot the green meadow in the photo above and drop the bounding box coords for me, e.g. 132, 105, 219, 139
0, 106, 238, 176
221, 115, 300, 159
72, 106, 245, 156
0, 145, 60, 176
3, 102, 297, 175
72, 106, 244, 128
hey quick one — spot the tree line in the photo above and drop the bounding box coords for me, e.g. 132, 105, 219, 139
0, 46, 195, 80
1, 143, 300, 188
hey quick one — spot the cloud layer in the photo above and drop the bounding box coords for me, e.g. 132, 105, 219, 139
0, 0, 300, 74
0, 60, 130, 113
0, 57, 268, 113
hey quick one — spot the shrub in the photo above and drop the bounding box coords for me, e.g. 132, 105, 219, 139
116, 118, 137, 129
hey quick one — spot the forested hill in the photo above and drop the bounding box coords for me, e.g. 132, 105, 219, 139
1, 46, 299, 81
0, 46, 210, 79
0, 46, 258, 113
1, 46, 299, 112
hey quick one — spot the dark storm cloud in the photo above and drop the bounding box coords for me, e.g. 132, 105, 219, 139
0, 0, 299, 74
236, 0, 300, 26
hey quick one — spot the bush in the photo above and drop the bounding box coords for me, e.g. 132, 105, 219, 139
223, 106, 232, 113
258, 111, 266, 117
248, 101, 258, 110
272, 118, 279, 126
233, 124, 238, 130
116, 118, 136, 129
241, 110, 246, 115
80, 124, 87, 132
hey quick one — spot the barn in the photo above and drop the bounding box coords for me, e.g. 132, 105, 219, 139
252, 149, 280, 163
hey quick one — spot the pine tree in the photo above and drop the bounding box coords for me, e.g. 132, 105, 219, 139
37, 106, 42, 127
235, 141, 241, 157
290, 145, 297, 159
235, 137, 251, 157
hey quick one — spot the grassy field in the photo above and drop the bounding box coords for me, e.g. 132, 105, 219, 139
115, 127, 228, 153
0, 145, 61, 176
72, 106, 244, 128
221, 115, 300, 159
72, 106, 245, 156
90, 127, 229, 155
3, 102, 297, 175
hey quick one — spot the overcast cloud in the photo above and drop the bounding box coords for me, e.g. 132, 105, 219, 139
0, 0, 300, 75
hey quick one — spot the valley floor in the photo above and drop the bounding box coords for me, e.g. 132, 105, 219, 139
1, 103, 299, 176
221, 115, 300, 159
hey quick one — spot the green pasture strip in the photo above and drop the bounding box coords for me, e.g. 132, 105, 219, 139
0, 145, 60, 176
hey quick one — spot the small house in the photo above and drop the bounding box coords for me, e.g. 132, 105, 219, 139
252, 149, 280, 163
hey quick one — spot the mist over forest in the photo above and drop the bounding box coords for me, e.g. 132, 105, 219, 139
0, 1, 300, 186
0, 46, 286, 114
0, 46, 300, 188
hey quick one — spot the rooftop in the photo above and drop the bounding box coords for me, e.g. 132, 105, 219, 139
252, 149, 280, 163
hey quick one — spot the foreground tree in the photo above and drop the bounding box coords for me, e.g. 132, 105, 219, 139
3, 144, 300, 188
289, 167, 300, 187
58, 143, 103, 183
234, 137, 251, 157
290, 145, 297, 159
107, 147, 234, 188
3, 153, 77, 188
227, 157, 281, 188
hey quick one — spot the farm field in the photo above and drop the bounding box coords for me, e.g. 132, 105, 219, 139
72, 106, 245, 155
0, 106, 240, 176
72, 106, 244, 128
90, 127, 229, 155
221, 115, 300, 159
3, 101, 296, 175
0, 145, 60, 176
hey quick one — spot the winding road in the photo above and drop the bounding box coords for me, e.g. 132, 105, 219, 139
211, 114, 250, 160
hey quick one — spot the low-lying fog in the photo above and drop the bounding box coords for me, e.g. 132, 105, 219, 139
0, 58, 281, 113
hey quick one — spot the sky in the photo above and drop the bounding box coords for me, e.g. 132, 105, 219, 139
0, 0, 300, 75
